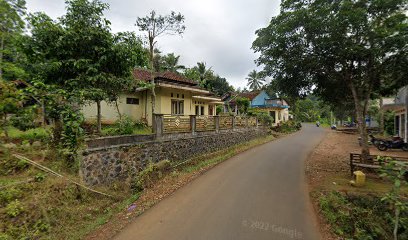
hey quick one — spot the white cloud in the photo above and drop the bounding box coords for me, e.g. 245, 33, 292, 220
26, 0, 281, 88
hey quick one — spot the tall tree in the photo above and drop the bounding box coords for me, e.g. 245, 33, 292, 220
24, 0, 146, 133
205, 75, 234, 97
246, 70, 264, 91
253, 0, 408, 159
136, 10, 185, 120
0, 0, 26, 80
161, 53, 185, 72
196, 62, 212, 87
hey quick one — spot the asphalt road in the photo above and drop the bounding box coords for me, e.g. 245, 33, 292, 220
114, 124, 326, 240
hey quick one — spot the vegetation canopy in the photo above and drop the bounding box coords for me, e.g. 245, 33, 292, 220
253, 0, 408, 158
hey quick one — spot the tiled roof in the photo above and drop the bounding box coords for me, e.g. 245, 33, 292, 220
238, 91, 261, 100
133, 69, 197, 85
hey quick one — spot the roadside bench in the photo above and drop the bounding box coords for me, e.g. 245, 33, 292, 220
349, 153, 408, 176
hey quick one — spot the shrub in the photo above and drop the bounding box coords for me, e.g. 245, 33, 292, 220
256, 112, 273, 126
9, 107, 37, 131
5, 200, 24, 218
0, 188, 23, 206
116, 116, 135, 135
133, 160, 172, 191
275, 120, 301, 133
318, 191, 407, 239
101, 117, 149, 136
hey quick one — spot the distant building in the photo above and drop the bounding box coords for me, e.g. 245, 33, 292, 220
222, 90, 290, 126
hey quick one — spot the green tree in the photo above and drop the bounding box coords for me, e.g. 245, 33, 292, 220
253, 0, 408, 159
0, 79, 21, 139
136, 10, 185, 120
183, 67, 201, 82
161, 53, 185, 73
24, 0, 146, 133
205, 75, 234, 97
0, 0, 27, 80
246, 70, 264, 91
196, 62, 212, 87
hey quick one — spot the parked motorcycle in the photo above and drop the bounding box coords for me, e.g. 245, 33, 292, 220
377, 136, 408, 151
369, 134, 381, 147
358, 134, 380, 147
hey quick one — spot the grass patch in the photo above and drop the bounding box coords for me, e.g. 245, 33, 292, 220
101, 125, 152, 136
1, 127, 50, 142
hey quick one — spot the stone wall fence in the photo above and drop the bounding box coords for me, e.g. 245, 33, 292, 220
82, 114, 268, 185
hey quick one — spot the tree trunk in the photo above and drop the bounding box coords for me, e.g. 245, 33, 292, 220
41, 100, 46, 127
0, 34, 4, 79
149, 36, 156, 122
96, 100, 101, 134
349, 82, 370, 161
379, 97, 384, 135
115, 100, 122, 120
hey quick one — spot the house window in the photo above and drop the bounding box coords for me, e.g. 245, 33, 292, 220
171, 93, 173, 97
171, 100, 184, 115
182, 94, 184, 99
126, 98, 139, 105
200, 106, 205, 115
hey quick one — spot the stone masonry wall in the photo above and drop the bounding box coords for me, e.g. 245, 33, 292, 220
81, 128, 268, 185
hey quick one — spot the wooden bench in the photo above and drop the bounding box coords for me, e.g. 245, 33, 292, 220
349, 153, 408, 176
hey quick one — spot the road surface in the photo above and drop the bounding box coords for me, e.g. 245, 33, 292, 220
114, 124, 326, 240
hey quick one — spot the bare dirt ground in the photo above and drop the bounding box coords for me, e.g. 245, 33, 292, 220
305, 129, 408, 239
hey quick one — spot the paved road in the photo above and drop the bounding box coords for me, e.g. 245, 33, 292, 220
114, 124, 326, 240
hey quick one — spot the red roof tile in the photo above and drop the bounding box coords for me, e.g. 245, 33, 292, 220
132, 69, 197, 85
238, 91, 261, 100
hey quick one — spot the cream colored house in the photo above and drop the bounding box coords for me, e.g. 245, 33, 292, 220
82, 69, 223, 126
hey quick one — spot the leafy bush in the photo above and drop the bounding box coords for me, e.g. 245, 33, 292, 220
101, 116, 149, 136
5, 200, 24, 218
319, 191, 407, 239
0, 188, 23, 206
116, 116, 137, 135
256, 112, 273, 126
275, 120, 302, 133
133, 160, 172, 191
9, 107, 37, 131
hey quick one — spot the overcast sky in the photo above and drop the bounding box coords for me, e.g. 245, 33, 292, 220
26, 0, 281, 89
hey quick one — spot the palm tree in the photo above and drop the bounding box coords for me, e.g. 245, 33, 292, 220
246, 70, 265, 91
162, 53, 185, 73
196, 62, 212, 87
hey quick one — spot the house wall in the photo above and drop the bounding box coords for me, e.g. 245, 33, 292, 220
82, 87, 219, 127
251, 90, 269, 106
82, 91, 153, 125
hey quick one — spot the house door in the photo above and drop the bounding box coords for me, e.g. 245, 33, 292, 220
195, 105, 199, 115
208, 105, 214, 116
269, 111, 276, 123
395, 115, 400, 136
